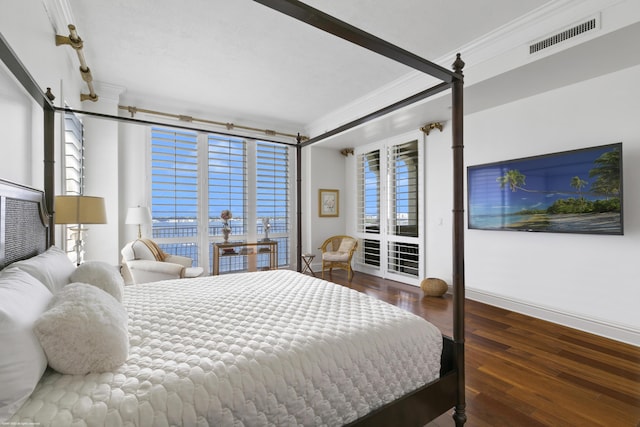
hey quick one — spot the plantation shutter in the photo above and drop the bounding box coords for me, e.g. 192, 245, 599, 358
256, 141, 289, 266
387, 140, 419, 277
62, 110, 84, 261
64, 111, 84, 196
151, 127, 199, 238
208, 134, 247, 237
357, 149, 381, 267
388, 140, 419, 237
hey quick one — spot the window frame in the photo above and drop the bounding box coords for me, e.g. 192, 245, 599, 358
149, 127, 293, 274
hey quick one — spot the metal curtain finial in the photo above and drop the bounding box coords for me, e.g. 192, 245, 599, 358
420, 122, 443, 135
45, 88, 55, 101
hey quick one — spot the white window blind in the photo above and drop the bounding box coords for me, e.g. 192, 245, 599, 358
357, 149, 381, 267
256, 141, 289, 266
151, 128, 199, 236
62, 110, 84, 262
150, 128, 292, 273
64, 111, 83, 195
208, 134, 247, 237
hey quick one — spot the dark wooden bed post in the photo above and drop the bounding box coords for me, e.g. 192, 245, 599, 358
296, 133, 303, 272
451, 53, 467, 426
0, 33, 56, 245
44, 105, 55, 245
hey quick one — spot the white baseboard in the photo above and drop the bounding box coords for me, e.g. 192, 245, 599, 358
466, 288, 640, 347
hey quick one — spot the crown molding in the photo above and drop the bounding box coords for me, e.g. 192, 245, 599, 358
41, 0, 75, 34
93, 81, 126, 103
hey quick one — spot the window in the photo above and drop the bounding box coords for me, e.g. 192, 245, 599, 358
358, 149, 381, 267
208, 134, 247, 237
387, 140, 419, 276
62, 110, 83, 262
150, 127, 291, 274
256, 141, 290, 266
356, 137, 422, 283
64, 111, 84, 195
150, 128, 199, 264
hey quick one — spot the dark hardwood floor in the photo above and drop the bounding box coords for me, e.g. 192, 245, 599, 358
320, 269, 640, 427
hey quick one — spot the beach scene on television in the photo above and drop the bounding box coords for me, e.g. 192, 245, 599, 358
467, 143, 622, 235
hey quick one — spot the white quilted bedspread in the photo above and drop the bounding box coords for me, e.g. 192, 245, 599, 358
11, 270, 442, 426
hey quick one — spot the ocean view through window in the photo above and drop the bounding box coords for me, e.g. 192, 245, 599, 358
151, 127, 291, 274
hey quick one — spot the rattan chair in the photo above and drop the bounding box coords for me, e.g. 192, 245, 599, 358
319, 235, 358, 281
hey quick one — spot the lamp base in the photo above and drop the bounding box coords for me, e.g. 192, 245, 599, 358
69, 226, 88, 266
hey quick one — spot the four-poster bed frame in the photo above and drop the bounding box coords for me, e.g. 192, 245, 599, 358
0, 0, 466, 425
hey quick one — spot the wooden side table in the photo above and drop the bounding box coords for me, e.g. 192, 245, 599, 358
212, 241, 278, 275
301, 253, 315, 276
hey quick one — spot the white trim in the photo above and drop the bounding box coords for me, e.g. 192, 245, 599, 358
466, 288, 640, 347
42, 0, 76, 34
306, 0, 628, 138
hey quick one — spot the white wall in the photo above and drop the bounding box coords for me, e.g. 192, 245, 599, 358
459, 64, 640, 345
0, 0, 86, 247
81, 84, 124, 265
424, 126, 455, 283
0, 65, 35, 185
118, 123, 150, 248
303, 145, 346, 266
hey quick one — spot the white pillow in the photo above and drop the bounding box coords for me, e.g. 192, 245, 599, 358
70, 261, 125, 302
34, 283, 129, 375
0, 267, 53, 422
11, 246, 75, 293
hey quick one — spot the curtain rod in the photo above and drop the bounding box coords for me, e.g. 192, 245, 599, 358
119, 104, 306, 141
56, 25, 98, 102
54, 106, 302, 148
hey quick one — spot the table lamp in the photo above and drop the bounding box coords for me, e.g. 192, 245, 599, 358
125, 206, 152, 239
55, 195, 107, 265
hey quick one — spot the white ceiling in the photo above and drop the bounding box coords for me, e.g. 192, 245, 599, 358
56, 0, 640, 149
64, 0, 552, 138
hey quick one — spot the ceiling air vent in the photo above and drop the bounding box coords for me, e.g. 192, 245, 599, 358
529, 15, 599, 54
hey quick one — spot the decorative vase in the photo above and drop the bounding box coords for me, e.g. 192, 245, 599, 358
262, 217, 271, 242
222, 221, 231, 243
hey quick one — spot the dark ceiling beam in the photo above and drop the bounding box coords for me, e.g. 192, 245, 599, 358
300, 81, 451, 147
253, 0, 461, 83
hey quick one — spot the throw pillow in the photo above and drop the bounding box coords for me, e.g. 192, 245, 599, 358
70, 261, 125, 302
34, 282, 129, 375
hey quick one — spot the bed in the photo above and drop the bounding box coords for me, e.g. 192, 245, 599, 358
1, 179, 452, 426
0, 1, 466, 425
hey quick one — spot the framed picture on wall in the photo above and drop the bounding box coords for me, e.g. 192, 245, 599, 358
467, 142, 623, 235
319, 189, 339, 217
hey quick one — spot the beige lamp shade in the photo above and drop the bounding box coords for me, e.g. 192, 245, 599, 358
55, 195, 107, 225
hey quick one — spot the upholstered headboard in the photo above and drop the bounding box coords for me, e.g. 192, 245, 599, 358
0, 179, 50, 269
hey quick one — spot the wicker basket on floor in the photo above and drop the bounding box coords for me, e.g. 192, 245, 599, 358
420, 277, 448, 297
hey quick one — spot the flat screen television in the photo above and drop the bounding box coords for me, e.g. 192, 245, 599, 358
467, 143, 623, 235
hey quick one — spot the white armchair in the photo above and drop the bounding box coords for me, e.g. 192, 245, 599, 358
121, 239, 203, 284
